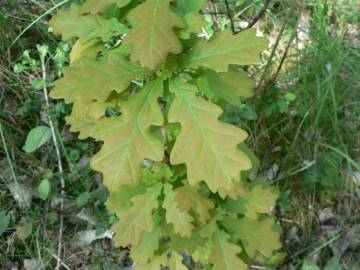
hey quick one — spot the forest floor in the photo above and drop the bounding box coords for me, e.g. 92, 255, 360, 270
0, 0, 359, 269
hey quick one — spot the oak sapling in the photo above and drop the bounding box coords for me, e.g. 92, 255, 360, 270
49, 0, 282, 269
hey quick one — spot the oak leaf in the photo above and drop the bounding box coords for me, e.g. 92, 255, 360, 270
112, 183, 162, 246
50, 4, 127, 43
163, 183, 194, 237
180, 29, 267, 72
210, 230, 247, 270
50, 48, 149, 104
168, 77, 252, 194
123, 0, 184, 70
80, 0, 132, 14
90, 79, 164, 191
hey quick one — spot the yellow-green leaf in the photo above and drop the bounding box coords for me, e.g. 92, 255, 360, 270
177, 13, 207, 39
167, 252, 187, 270
50, 49, 149, 104
80, 0, 132, 14
131, 224, 161, 264
225, 183, 279, 219
136, 255, 167, 270
197, 69, 255, 108
163, 183, 194, 237
235, 217, 281, 257
210, 230, 247, 270
174, 184, 214, 224
180, 29, 267, 72
168, 77, 252, 194
175, 0, 207, 15
123, 0, 184, 70
50, 4, 128, 43
90, 79, 164, 191
66, 99, 114, 139
112, 183, 162, 246
69, 40, 103, 64
106, 183, 148, 213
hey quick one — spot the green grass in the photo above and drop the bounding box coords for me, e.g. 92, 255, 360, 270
1, 0, 359, 269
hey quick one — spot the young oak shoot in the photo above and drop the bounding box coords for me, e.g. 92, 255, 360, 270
49, 0, 282, 269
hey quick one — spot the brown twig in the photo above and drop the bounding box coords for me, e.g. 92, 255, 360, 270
255, 1, 297, 93
237, 0, 272, 33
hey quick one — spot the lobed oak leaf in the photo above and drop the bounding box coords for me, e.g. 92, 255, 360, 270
106, 183, 148, 213
174, 184, 214, 224
197, 69, 255, 108
69, 40, 103, 64
131, 223, 161, 264
50, 48, 149, 104
80, 0, 132, 14
233, 217, 281, 257
168, 77, 252, 194
90, 78, 164, 191
224, 183, 279, 219
175, 0, 207, 15
123, 0, 184, 70
180, 29, 267, 72
163, 183, 194, 237
112, 183, 162, 247
210, 230, 247, 270
167, 252, 187, 270
177, 13, 207, 39
136, 254, 167, 270
49, 4, 128, 43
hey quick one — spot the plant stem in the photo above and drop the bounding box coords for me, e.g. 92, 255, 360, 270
40, 52, 66, 270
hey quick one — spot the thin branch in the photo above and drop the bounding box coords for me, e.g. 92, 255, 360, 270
273, 4, 303, 81
256, 1, 298, 92
237, 0, 272, 33
224, 0, 236, 33
39, 50, 65, 270
209, 0, 221, 31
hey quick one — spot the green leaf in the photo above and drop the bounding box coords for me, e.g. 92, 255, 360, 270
50, 48, 149, 104
193, 239, 214, 263
175, 0, 207, 15
232, 217, 281, 257
38, 179, 51, 200
23, 126, 52, 153
167, 252, 187, 270
0, 211, 10, 236
131, 223, 161, 264
180, 29, 267, 72
324, 257, 341, 270
69, 40, 103, 64
49, 4, 128, 43
225, 183, 278, 219
80, 0, 132, 14
136, 255, 167, 270
90, 79, 164, 191
302, 261, 321, 270
210, 230, 247, 270
168, 77, 252, 194
123, 0, 184, 70
65, 99, 112, 139
106, 183, 148, 212
112, 183, 162, 246
174, 183, 214, 224
197, 69, 255, 107
177, 13, 207, 39
163, 183, 194, 237
76, 192, 91, 207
